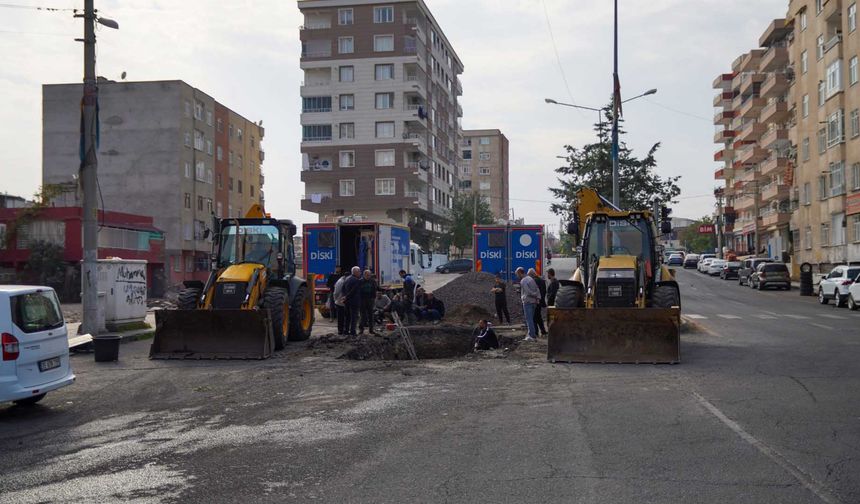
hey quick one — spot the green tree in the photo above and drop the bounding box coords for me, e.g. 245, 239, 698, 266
445, 192, 495, 256
23, 241, 66, 286
549, 105, 681, 219
678, 216, 717, 254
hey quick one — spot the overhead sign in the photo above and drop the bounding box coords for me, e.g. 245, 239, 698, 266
698, 224, 715, 234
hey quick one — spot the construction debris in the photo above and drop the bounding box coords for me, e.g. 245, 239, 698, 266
433, 272, 524, 322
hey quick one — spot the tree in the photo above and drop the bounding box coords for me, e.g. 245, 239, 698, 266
679, 216, 717, 254
549, 104, 681, 219
445, 192, 495, 256
23, 241, 66, 286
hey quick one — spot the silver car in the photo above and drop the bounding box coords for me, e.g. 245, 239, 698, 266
818, 265, 860, 307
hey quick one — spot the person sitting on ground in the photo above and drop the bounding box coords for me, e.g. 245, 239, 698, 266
374, 289, 392, 324
412, 287, 427, 317
418, 292, 445, 321
472, 319, 499, 351
389, 292, 408, 322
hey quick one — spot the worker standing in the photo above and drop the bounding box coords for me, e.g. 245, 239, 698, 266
546, 268, 560, 307
358, 270, 378, 335
530, 269, 548, 337
333, 271, 348, 336
326, 265, 342, 322
491, 275, 510, 324
517, 267, 540, 341
342, 266, 362, 336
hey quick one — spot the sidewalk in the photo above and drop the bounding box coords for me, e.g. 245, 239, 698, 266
67, 311, 157, 343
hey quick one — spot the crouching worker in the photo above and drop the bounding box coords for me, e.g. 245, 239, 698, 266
418, 292, 445, 321
472, 319, 499, 351
374, 289, 392, 324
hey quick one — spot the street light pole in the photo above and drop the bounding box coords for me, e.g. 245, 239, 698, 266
79, 0, 98, 338
611, 0, 620, 208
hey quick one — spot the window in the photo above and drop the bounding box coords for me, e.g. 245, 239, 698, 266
184, 101, 192, 118
216, 202, 223, 217
816, 0, 823, 14
462, 165, 472, 176
375, 178, 396, 195
479, 167, 491, 175
818, 127, 827, 153
479, 152, 491, 161
821, 223, 830, 247
462, 150, 472, 160
826, 60, 842, 97
194, 101, 203, 120
819, 174, 829, 200
216, 145, 223, 161
184, 162, 191, 178
339, 122, 355, 139
338, 37, 354, 54
184, 193, 191, 209
805, 226, 812, 249
197, 195, 204, 211
480, 137, 491, 145
216, 118, 223, 133
375, 121, 395, 138
206, 110, 213, 126
339, 66, 354, 82
375, 64, 394, 80
339, 94, 354, 111
801, 50, 808, 74
184, 131, 191, 148
853, 163, 860, 190
854, 215, 860, 242
852, 57, 859, 85
478, 181, 490, 191
831, 162, 846, 196
852, 110, 860, 138
375, 92, 394, 109
206, 140, 213, 156
851, 3, 857, 32
250, 186, 255, 197
817, 34, 825, 60
194, 129, 204, 151
302, 124, 332, 141
339, 179, 355, 197
229, 177, 234, 191
217, 173, 223, 189
338, 8, 353, 25
802, 137, 810, 161
196, 161, 206, 181
373, 6, 394, 23
374, 35, 394, 52
801, 10, 808, 31
819, 81, 826, 106
237, 128, 243, 141
238, 180, 243, 194
206, 198, 213, 214
375, 149, 395, 166
803, 182, 812, 205
339, 151, 355, 167
802, 94, 809, 117
827, 109, 845, 147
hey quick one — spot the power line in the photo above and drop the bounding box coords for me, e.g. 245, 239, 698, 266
642, 98, 712, 122
540, 0, 587, 120
0, 3, 77, 11
0, 29, 75, 36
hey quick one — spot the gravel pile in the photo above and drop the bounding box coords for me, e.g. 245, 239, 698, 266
433, 272, 524, 322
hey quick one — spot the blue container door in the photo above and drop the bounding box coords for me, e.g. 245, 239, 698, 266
474, 227, 508, 280
303, 224, 338, 291
510, 227, 544, 278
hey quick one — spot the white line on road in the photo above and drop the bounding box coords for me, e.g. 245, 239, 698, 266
717, 314, 741, 319
785, 315, 811, 320
810, 323, 833, 330
756, 315, 778, 319
686, 314, 707, 319
692, 392, 843, 504
820, 314, 847, 320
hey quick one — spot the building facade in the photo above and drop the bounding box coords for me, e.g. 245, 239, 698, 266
714, 3, 860, 274
460, 129, 509, 221
298, 0, 464, 249
42, 80, 264, 286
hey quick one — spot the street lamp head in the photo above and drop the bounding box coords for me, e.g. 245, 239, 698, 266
97, 17, 119, 29
644, 88, 657, 96
544, 98, 558, 104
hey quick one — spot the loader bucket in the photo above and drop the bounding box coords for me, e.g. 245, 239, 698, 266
150, 310, 274, 360
547, 307, 681, 364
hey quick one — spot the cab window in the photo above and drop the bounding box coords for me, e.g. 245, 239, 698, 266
11, 290, 64, 333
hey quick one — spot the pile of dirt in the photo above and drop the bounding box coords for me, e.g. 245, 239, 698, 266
148, 298, 177, 310
445, 304, 494, 325
433, 272, 524, 322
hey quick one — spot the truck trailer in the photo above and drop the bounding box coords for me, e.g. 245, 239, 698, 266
473, 225, 545, 282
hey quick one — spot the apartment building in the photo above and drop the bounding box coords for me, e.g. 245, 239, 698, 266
42, 80, 264, 285
298, 0, 464, 248
460, 129, 510, 221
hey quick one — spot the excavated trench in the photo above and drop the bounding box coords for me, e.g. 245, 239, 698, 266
331, 325, 520, 360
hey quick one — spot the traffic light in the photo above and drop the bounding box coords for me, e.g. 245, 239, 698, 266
659, 206, 673, 235
660, 206, 672, 221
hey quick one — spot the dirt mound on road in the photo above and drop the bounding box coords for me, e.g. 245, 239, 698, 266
445, 304, 493, 325
433, 272, 523, 322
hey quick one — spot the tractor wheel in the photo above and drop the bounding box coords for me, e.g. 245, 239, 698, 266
263, 287, 288, 351
554, 284, 584, 309
288, 285, 314, 342
653, 285, 680, 308
177, 288, 202, 310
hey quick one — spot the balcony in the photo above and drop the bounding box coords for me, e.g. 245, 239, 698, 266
760, 73, 789, 98
301, 193, 333, 210
734, 194, 758, 211
739, 49, 765, 73
739, 73, 765, 96
714, 128, 737, 143
715, 168, 726, 180
760, 155, 789, 176
714, 146, 733, 162
713, 91, 734, 106
761, 211, 791, 227
760, 127, 789, 149
737, 145, 767, 165
739, 97, 766, 119
300, 21, 332, 30
714, 110, 736, 125
713, 72, 736, 89
737, 121, 766, 142
760, 183, 789, 202
759, 46, 789, 72
759, 100, 789, 124
405, 190, 428, 210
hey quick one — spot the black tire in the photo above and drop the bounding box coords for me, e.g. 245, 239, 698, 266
819, 288, 829, 305
554, 284, 584, 309
653, 285, 680, 308
849, 295, 858, 311
757, 282, 764, 291
835, 291, 846, 308
288, 285, 313, 342
177, 288, 202, 310
263, 287, 288, 350
13, 393, 46, 406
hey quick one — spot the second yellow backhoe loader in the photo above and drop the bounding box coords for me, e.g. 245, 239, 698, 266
150, 205, 314, 359
547, 189, 681, 364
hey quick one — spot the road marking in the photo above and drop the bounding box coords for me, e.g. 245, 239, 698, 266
686, 314, 707, 319
810, 323, 833, 330
820, 314, 847, 320
693, 392, 843, 504
785, 315, 810, 320
757, 314, 778, 320
717, 314, 741, 319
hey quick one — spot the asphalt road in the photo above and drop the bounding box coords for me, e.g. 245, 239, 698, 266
1, 265, 858, 503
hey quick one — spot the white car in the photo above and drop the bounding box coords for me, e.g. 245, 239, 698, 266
698, 257, 715, 273
819, 265, 860, 307
1, 286, 75, 406
707, 259, 726, 276
848, 271, 860, 310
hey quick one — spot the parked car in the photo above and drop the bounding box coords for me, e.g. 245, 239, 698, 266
436, 259, 473, 274
818, 265, 860, 306
847, 271, 860, 310
1, 286, 75, 406
666, 254, 684, 266
738, 257, 774, 286
707, 259, 726, 276
720, 261, 742, 280
750, 262, 791, 290
683, 254, 700, 269
698, 256, 716, 273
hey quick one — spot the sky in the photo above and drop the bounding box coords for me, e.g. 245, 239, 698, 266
0, 0, 790, 237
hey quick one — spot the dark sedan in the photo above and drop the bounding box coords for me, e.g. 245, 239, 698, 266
436, 259, 473, 274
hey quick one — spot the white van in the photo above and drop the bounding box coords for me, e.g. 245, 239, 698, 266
0, 286, 75, 405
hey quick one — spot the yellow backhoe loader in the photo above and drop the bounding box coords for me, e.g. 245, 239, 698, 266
547, 189, 681, 364
150, 205, 314, 359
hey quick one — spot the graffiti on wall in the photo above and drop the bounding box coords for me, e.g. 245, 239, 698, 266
116, 265, 147, 306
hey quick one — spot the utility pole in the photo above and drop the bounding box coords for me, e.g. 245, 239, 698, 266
611, 0, 620, 208
78, 0, 98, 337
715, 191, 724, 259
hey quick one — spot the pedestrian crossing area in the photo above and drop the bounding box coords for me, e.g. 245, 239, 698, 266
684, 312, 852, 321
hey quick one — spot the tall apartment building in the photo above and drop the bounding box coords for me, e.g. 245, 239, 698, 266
298, 0, 464, 248
460, 129, 509, 221
42, 80, 265, 285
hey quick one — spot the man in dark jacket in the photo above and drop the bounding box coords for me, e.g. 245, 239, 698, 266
358, 270, 378, 334
530, 270, 548, 336
325, 265, 342, 322
419, 292, 445, 321
342, 266, 362, 336
546, 268, 560, 307
472, 319, 499, 351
